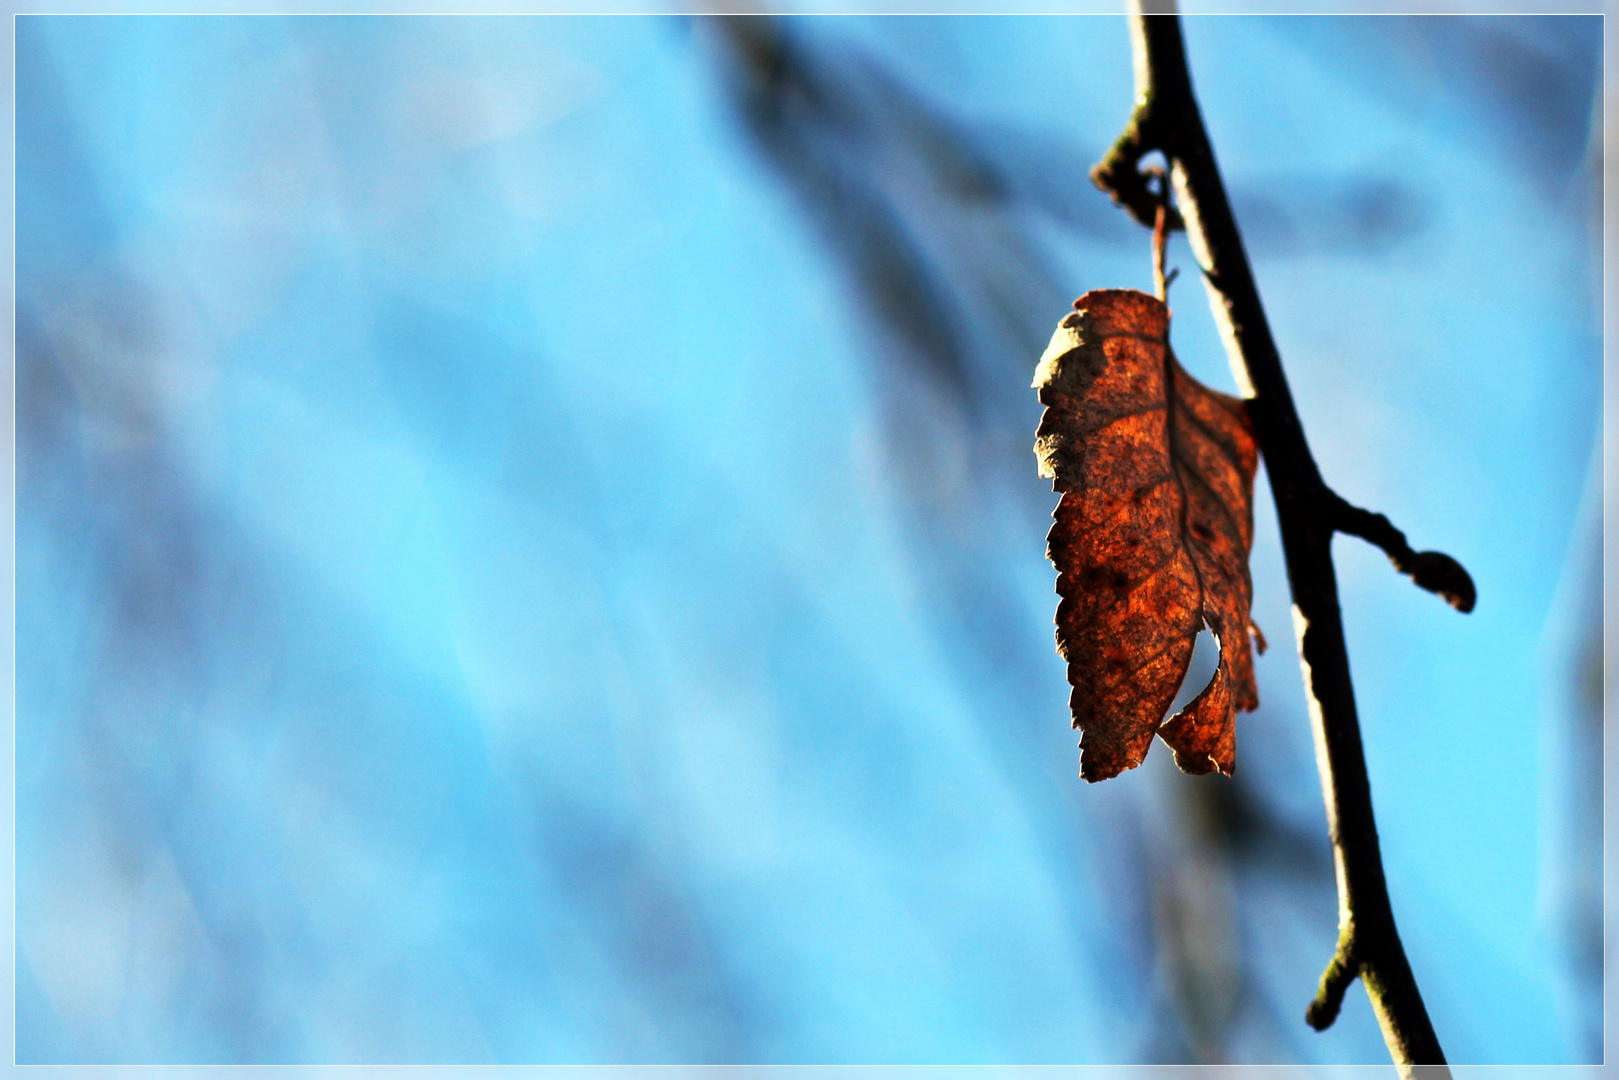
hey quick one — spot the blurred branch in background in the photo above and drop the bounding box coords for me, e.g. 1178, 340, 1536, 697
16, 25, 759, 1060
13, 12, 1601, 1065
703, 15, 1344, 1063
703, 11, 1601, 1065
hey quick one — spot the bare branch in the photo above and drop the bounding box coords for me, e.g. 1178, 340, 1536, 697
1306, 933, 1356, 1030
1091, 13, 1459, 1072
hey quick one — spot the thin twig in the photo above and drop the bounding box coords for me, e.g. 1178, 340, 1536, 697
1090, 9, 1471, 1073
1328, 492, 1476, 614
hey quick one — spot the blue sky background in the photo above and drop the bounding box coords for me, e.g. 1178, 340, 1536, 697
13, 13, 1603, 1065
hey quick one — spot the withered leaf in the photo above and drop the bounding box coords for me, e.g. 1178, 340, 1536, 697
1033, 289, 1260, 782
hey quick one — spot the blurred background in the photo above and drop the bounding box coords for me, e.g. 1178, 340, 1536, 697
14, 12, 1603, 1065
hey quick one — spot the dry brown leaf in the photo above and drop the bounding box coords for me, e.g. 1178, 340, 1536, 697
1033, 289, 1261, 782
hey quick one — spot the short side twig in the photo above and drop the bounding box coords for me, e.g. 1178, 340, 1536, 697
1306, 930, 1356, 1029
1327, 492, 1476, 613
1091, 10, 1468, 1074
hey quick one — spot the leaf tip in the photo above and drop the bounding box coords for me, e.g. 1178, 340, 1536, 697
1168, 747, 1215, 775
1165, 739, 1235, 778
1078, 756, 1126, 783
1077, 727, 1150, 783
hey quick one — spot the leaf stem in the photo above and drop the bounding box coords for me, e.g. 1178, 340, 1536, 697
1091, 9, 1465, 1072
1149, 169, 1179, 302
